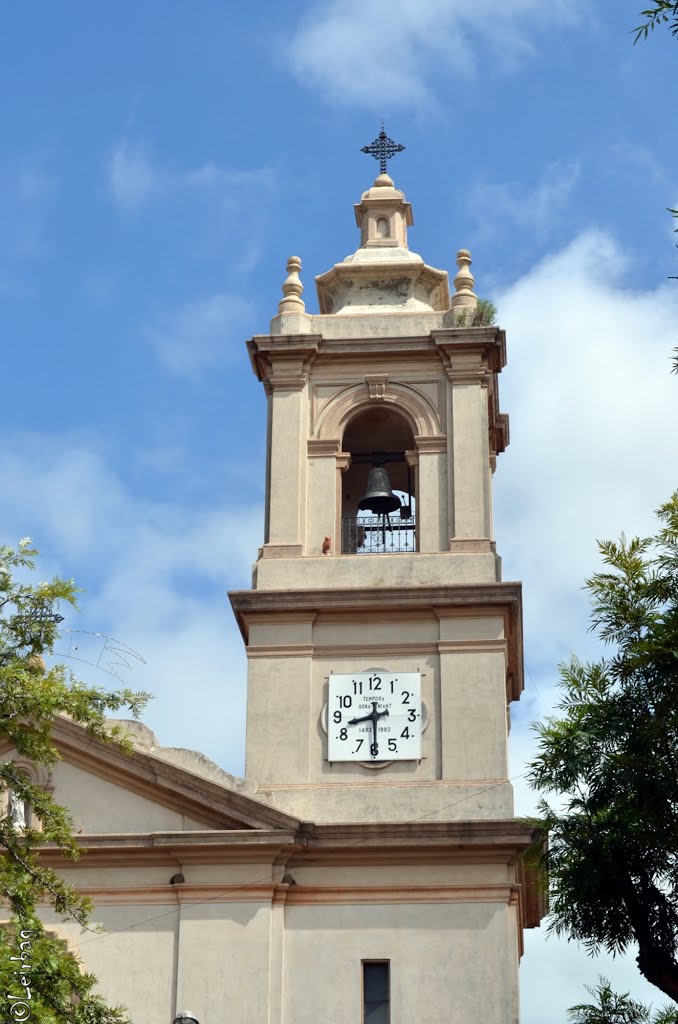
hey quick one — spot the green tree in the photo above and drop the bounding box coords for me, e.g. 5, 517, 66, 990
567, 977, 678, 1024
633, 2, 678, 43
0, 539, 149, 1022
632, 3, 678, 295
528, 494, 678, 1004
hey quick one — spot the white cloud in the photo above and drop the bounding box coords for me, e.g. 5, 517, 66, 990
492, 232, 678, 1022
107, 140, 273, 212
495, 229, 677, 677
0, 433, 262, 772
469, 160, 581, 241
286, 0, 581, 109
144, 291, 256, 376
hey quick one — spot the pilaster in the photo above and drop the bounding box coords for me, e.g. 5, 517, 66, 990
248, 336, 320, 557
306, 439, 341, 558
433, 329, 506, 549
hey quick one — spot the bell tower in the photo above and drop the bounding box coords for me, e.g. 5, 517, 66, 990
230, 157, 521, 826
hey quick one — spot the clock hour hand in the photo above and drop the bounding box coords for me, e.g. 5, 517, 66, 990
348, 702, 389, 728
347, 712, 372, 726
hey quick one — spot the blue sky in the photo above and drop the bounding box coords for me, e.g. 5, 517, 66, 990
2, 2, 678, 1020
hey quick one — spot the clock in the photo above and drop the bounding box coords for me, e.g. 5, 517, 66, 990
327, 670, 422, 762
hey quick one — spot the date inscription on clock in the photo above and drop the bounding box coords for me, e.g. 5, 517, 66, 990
327, 671, 422, 762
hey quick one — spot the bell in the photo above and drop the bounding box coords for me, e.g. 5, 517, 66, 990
358, 466, 401, 515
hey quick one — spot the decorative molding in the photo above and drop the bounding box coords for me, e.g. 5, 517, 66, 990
307, 438, 341, 457
247, 644, 314, 659
437, 640, 507, 655
246, 335, 321, 389
313, 643, 437, 658
365, 373, 389, 401
230, 582, 524, 703
74, 884, 274, 906
448, 539, 495, 554
285, 883, 515, 906
314, 381, 439, 440
268, 372, 310, 393
260, 543, 303, 559
432, 327, 507, 373
445, 367, 491, 386
0, 718, 302, 834
262, 779, 510, 791
414, 434, 447, 454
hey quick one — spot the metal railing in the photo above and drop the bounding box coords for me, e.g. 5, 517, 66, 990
341, 512, 416, 554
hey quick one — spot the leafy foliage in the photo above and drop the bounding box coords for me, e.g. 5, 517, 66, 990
453, 297, 497, 328
633, 2, 678, 43
528, 496, 678, 1003
567, 976, 678, 1024
0, 540, 150, 1022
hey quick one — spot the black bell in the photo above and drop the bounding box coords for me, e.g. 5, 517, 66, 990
358, 466, 401, 515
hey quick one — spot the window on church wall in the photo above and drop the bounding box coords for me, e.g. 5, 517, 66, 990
340, 408, 416, 555
363, 961, 390, 1023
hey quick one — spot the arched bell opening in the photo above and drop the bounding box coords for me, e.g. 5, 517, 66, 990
340, 407, 417, 554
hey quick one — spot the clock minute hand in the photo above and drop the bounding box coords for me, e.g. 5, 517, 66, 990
368, 701, 389, 758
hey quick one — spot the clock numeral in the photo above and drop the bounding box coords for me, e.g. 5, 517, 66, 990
401, 691, 410, 704
370, 742, 379, 757
388, 738, 398, 752
339, 728, 348, 740
339, 695, 353, 708
353, 738, 364, 754
408, 708, 416, 721
400, 726, 411, 739
353, 676, 383, 694
333, 710, 342, 724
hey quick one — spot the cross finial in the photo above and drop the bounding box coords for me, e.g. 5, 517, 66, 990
361, 124, 405, 176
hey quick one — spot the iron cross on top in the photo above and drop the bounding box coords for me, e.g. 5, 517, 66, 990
361, 124, 405, 175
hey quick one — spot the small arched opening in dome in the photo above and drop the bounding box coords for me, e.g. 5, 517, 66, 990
375, 217, 390, 239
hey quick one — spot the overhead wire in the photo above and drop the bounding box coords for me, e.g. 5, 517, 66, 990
76, 766, 537, 947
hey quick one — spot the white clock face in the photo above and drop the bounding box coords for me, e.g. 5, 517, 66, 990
327, 671, 422, 762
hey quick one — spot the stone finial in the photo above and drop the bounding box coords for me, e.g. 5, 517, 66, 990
278, 256, 305, 314
450, 249, 478, 310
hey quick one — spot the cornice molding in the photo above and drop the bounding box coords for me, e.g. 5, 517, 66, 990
0, 717, 301, 833
307, 438, 342, 457
230, 582, 523, 702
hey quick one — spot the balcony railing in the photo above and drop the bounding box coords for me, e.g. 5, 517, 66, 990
342, 512, 416, 554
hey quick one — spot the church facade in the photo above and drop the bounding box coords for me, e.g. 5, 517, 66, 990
3, 160, 543, 1022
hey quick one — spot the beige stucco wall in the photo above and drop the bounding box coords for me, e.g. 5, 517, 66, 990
43, 859, 522, 1024
50, 760, 209, 833
244, 612, 514, 822
284, 900, 519, 1024
43, 904, 177, 1023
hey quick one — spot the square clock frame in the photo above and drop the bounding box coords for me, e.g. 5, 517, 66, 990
327, 670, 422, 762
